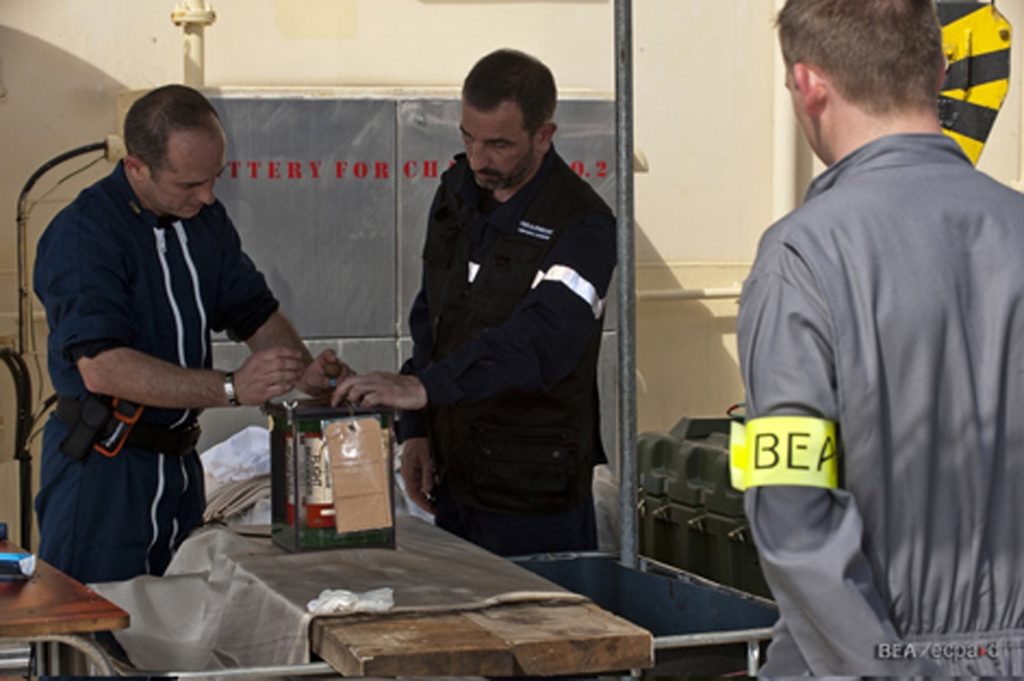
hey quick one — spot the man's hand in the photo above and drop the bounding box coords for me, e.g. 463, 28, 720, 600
331, 372, 428, 410
234, 346, 307, 405
400, 437, 435, 514
299, 348, 354, 397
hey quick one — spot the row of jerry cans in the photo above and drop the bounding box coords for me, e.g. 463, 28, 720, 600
637, 417, 772, 599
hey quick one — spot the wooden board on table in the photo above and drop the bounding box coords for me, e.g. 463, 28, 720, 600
311, 601, 653, 677
0, 539, 129, 637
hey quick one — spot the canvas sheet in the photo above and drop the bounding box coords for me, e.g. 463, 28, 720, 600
92, 515, 584, 671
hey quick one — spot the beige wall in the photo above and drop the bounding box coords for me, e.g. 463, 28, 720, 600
2, 0, 1024, 546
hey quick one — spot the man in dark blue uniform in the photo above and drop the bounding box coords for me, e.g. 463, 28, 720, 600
333, 49, 617, 556
34, 84, 347, 583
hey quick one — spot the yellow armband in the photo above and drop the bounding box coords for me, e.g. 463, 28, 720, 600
729, 416, 839, 491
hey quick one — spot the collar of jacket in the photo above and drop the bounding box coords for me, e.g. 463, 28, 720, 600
110, 161, 177, 229
806, 133, 969, 201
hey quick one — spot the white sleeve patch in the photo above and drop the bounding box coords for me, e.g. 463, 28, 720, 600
532, 264, 605, 318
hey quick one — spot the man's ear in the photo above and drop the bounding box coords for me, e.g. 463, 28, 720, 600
793, 63, 829, 119
935, 60, 949, 94
123, 154, 149, 181
534, 121, 557, 151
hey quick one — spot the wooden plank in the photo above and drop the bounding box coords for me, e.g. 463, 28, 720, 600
0, 540, 129, 637
312, 602, 653, 677
468, 602, 653, 675
312, 610, 516, 677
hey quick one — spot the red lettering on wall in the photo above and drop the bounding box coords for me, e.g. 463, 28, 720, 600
221, 157, 487, 182
569, 159, 611, 180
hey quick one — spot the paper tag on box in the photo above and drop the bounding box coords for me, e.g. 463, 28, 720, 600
324, 417, 393, 533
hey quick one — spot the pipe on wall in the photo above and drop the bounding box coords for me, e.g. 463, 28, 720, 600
637, 286, 742, 301
172, 1, 217, 87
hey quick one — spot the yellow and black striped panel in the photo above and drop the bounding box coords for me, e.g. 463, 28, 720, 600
937, 2, 1011, 165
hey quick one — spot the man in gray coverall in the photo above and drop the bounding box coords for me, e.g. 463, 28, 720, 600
735, 0, 1024, 675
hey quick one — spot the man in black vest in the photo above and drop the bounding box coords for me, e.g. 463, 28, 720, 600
333, 49, 616, 556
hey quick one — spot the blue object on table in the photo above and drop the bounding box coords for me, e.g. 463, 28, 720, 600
0, 551, 36, 580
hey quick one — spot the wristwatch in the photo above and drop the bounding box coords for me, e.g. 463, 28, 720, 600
223, 371, 240, 406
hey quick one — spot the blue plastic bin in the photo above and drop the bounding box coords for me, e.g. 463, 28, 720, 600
513, 552, 778, 676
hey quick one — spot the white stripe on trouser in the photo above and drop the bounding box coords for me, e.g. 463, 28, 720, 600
167, 457, 188, 551
531, 264, 605, 318
145, 453, 167, 575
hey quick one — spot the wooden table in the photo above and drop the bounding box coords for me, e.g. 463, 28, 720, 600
84, 517, 654, 677
0, 539, 129, 674
312, 600, 653, 677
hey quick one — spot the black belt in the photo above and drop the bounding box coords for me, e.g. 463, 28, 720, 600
56, 396, 201, 457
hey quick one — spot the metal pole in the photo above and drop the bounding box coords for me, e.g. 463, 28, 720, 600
653, 628, 774, 650
2, 348, 33, 551
614, 0, 638, 570
142, 662, 336, 679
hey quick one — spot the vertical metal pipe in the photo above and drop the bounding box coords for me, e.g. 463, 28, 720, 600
747, 639, 762, 676
172, 1, 216, 87
614, 0, 638, 570
16, 211, 29, 356
183, 23, 206, 88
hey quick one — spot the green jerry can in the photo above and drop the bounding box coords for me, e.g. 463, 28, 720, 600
638, 417, 771, 598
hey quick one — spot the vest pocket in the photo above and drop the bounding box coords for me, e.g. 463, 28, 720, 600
468, 423, 579, 513
479, 238, 544, 295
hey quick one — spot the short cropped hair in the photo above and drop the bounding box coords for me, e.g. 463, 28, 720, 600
777, 0, 944, 115
124, 84, 221, 172
462, 49, 557, 133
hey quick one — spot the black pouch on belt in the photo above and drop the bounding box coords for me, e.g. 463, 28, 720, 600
58, 395, 113, 461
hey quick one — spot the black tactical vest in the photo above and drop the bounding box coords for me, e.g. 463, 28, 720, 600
422, 153, 612, 514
